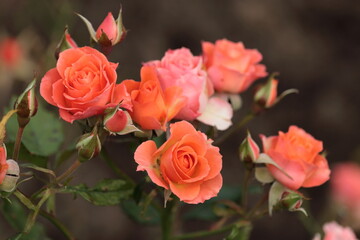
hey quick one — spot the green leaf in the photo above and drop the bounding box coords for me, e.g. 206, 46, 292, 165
6, 98, 64, 156
5, 142, 48, 168
1, 198, 49, 240
121, 198, 160, 224
62, 179, 133, 206
224, 224, 252, 240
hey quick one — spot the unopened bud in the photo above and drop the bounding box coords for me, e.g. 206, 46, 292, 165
239, 131, 260, 165
268, 181, 307, 216
55, 27, 78, 59
104, 107, 141, 135
76, 128, 101, 162
253, 76, 278, 111
0, 160, 20, 192
77, 8, 126, 55
14, 79, 38, 128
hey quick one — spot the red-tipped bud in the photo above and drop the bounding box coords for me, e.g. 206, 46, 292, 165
104, 107, 141, 135
96, 13, 118, 45
55, 27, 78, 59
239, 131, 260, 164
14, 79, 38, 128
76, 127, 102, 162
268, 181, 307, 216
254, 77, 278, 109
77, 8, 126, 55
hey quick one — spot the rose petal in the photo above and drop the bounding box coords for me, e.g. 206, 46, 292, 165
134, 141, 168, 189
40, 68, 61, 106
196, 95, 233, 131
169, 181, 201, 202
185, 174, 223, 204
302, 155, 331, 187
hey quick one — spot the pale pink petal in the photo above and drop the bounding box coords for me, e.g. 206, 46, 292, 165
196, 95, 233, 131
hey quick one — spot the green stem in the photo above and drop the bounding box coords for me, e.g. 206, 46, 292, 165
13, 127, 24, 161
39, 210, 75, 240
161, 198, 178, 240
56, 159, 81, 183
214, 113, 255, 145
174, 220, 250, 239
242, 168, 253, 211
100, 148, 135, 186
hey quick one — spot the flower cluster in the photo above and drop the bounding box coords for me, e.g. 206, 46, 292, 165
2, 7, 351, 240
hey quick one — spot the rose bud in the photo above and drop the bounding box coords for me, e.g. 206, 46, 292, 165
76, 127, 102, 162
55, 27, 78, 59
239, 131, 260, 165
14, 78, 38, 128
253, 77, 278, 110
77, 8, 126, 54
103, 106, 141, 135
0, 159, 20, 192
268, 181, 307, 216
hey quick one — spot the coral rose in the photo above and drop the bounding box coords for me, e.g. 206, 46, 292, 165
122, 65, 186, 130
331, 163, 360, 227
260, 125, 330, 190
40, 47, 129, 122
146, 47, 212, 120
134, 121, 223, 204
202, 39, 267, 93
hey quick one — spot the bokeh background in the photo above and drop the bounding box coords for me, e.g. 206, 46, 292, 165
0, 0, 359, 239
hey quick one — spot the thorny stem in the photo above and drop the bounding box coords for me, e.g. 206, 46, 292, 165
214, 113, 255, 146
13, 127, 24, 161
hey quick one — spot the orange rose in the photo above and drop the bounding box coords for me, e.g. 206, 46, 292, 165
134, 121, 223, 204
202, 39, 267, 93
40, 47, 129, 123
122, 66, 186, 130
260, 126, 330, 190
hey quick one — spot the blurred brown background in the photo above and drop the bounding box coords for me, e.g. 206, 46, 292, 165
0, 0, 360, 239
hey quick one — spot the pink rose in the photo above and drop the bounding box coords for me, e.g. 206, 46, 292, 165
0, 144, 8, 184
313, 222, 357, 240
331, 163, 360, 225
202, 39, 267, 93
146, 47, 213, 120
0, 37, 22, 68
40, 46, 130, 123
260, 126, 330, 190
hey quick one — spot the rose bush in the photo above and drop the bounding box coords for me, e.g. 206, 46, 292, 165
202, 39, 267, 93
134, 120, 222, 204
40, 46, 129, 123
122, 65, 186, 130
260, 125, 330, 190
